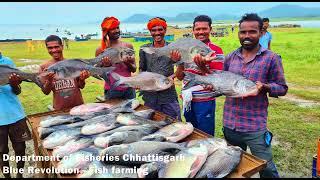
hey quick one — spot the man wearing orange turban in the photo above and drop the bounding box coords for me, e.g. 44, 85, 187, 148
95, 16, 136, 100
139, 17, 181, 120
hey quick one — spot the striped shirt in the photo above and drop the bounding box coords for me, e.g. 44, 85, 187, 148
183, 41, 224, 102
223, 46, 288, 132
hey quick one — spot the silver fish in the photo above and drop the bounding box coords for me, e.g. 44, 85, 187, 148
182, 137, 228, 155
96, 124, 160, 138
81, 119, 120, 135
141, 122, 194, 142
110, 72, 173, 91
140, 38, 224, 65
158, 143, 208, 178
89, 47, 135, 66
0, 64, 43, 88
133, 109, 155, 119
39, 114, 90, 128
116, 113, 172, 127
56, 147, 101, 174
52, 137, 93, 158
110, 99, 141, 113
42, 128, 82, 149
94, 125, 159, 148
44, 59, 115, 80
184, 71, 259, 98
69, 103, 112, 116
38, 114, 116, 139
195, 146, 243, 178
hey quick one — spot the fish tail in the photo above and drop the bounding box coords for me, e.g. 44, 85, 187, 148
183, 72, 199, 90
21, 72, 44, 89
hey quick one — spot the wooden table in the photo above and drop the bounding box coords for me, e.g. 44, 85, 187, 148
27, 99, 266, 178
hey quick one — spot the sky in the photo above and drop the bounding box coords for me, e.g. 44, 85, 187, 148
1, 2, 320, 25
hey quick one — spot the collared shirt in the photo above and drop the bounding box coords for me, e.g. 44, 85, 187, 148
183, 40, 224, 102
0, 56, 26, 125
139, 41, 178, 104
223, 46, 288, 132
259, 31, 272, 49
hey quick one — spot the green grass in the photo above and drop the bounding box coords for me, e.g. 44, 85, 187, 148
0, 27, 319, 177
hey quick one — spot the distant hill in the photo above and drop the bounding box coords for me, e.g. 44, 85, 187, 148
123, 13, 201, 23
121, 4, 320, 23
122, 12, 241, 23
259, 4, 320, 18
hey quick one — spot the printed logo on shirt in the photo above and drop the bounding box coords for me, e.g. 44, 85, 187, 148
53, 79, 76, 91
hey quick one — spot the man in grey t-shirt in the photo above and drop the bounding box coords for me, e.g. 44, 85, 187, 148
139, 17, 181, 120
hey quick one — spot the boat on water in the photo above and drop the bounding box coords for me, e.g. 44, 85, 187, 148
74, 36, 89, 41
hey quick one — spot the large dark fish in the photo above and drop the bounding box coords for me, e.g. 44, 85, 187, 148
140, 38, 224, 65
100, 141, 184, 165
195, 146, 243, 178
44, 59, 115, 81
94, 125, 159, 148
0, 64, 43, 88
184, 71, 258, 98
38, 114, 116, 139
89, 47, 135, 67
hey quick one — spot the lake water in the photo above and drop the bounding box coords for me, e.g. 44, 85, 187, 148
1, 20, 320, 40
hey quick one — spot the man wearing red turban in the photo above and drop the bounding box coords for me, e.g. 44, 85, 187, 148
95, 16, 136, 100
139, 17, 181, 120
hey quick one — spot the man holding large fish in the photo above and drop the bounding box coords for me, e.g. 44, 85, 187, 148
95, 16, 137, 100
138, 17, 181, 120
174, 15, 224, 136
39, 35, 90, 111
0, 53, 32, 178
222, 13, 288, 178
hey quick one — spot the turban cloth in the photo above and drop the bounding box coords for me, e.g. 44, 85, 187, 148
100, 17, 120, 50
147, 18, 167, 31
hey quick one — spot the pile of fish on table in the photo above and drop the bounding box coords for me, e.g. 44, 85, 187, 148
37, 98, 243, 178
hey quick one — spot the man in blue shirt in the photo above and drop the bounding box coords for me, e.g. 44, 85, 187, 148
259, 18, 272, 50
0, 52, 32, 178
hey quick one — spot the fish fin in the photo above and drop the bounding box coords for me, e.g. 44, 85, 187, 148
159, 117, 174, 126
212, 90, 223, 97
112, 107, 135, 113
173, 61, 184, 66
142, 135, 166, 142
92, 74, 102, 80
110, 72, 123, 90
23, 72, 44, 89
90, 66, 115, 78
177, 141, 188, 147
141, 47, 157, 55
182, 81, 198, 90
183, 72, 201, 90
